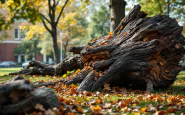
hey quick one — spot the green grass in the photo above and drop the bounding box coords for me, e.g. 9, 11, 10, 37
0, 67, 61, 83
0, 67, 22, 76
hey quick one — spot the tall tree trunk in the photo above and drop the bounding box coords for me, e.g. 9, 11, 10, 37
166, 0, 170, 15
51, 27, 60, 64
110, 0, 126, 32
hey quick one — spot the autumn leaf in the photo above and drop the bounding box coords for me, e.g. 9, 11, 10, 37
35, 103, 45, 111
147, 104, 157, 112
141, 107, 147, 112
103, 83, 111, 90
123, 32, 128, 37
92, 106, 101, 112
108, 32, 113, 36
120, 26, 123, 30
77, 106, 84, 113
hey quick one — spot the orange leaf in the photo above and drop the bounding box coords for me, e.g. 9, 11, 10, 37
92, 106, 101, 112
123, 32, 128, 37
121, 102, 128, 108
95, 98, 102, 104
77, 106, 83, 113
141, 107, 147, 112
108, 32, 113, 36
120, 26, 123, 30
116, 31, 120, 35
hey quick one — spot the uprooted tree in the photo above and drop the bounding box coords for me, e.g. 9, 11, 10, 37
10, 5, 185, 92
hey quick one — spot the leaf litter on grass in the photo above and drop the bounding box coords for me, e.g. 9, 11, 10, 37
1, 74, 185, 114
24, 75, 185, 115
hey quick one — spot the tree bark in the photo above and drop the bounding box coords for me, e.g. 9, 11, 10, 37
11, 5, 185, 92
51, 26, 60, 64
110, 0, 127, 32
0, 76, 60, 114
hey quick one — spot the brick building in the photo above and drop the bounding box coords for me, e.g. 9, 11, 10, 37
0, 9, 43, 63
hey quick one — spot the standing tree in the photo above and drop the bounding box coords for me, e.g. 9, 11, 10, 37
110, 0, 127, 32
1, 0, 70, 63
1, 0, 91, 63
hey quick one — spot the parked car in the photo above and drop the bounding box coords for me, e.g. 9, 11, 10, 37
0, 61, 16, 67
22, 61, 31, 68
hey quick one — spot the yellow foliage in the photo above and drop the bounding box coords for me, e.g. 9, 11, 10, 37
62, 74, 67, 78
20, 23, 46, 40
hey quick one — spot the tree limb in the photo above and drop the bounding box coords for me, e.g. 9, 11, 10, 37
42, 19, 51, 33
40, 13, 51, 24
48, 0, 52, 21
56, 0, 69, 25
55, 0, 60, 6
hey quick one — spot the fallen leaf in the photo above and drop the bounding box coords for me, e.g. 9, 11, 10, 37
92, 106, 101, 112
141, 107, 147, 112
77, 106, 83, 113
35, 103, 45, 111
147, 104, 157, 112
104, 83, 111, 90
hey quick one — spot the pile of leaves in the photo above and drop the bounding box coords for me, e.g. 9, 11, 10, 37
13, 74, 184, 115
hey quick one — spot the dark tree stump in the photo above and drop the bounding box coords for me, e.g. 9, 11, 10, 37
0, 76, 60, 114
10, 5, 185, 92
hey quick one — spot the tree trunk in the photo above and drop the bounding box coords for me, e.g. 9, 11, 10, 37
11, 5, 185, 92
110, 0, 126, 32
51, 27, 60, 64
0, 76, 60, 114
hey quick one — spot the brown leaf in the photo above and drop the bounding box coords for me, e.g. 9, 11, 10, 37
147, 104, 157, 112
35, 103, 45, 111
103, 83, 111, 90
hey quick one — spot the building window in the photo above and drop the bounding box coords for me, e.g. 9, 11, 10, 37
14, 28, 19, 40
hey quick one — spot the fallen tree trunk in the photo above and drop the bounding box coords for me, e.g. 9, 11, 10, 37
0, 76, 60, 114
10, 5, 185, 92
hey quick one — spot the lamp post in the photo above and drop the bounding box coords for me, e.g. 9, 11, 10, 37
34, 36, 37, 60
60, 31, 63, 61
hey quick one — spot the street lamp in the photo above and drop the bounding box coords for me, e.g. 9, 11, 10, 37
60, 31, 63, 61
34, 36, 37, 60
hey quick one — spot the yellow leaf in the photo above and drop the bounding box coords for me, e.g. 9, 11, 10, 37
62, 74, 67, 78
134, 112, 140, 115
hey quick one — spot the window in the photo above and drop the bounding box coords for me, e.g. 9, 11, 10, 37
14, 28, 19, 39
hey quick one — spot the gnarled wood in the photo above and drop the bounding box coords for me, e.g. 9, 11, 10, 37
0, 76, 59, 114
11, 5, 185, 92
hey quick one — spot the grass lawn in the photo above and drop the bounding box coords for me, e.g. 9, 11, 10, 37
0, 67, 61, 83
0, 67, 22, 76
1, 68, 185, 114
